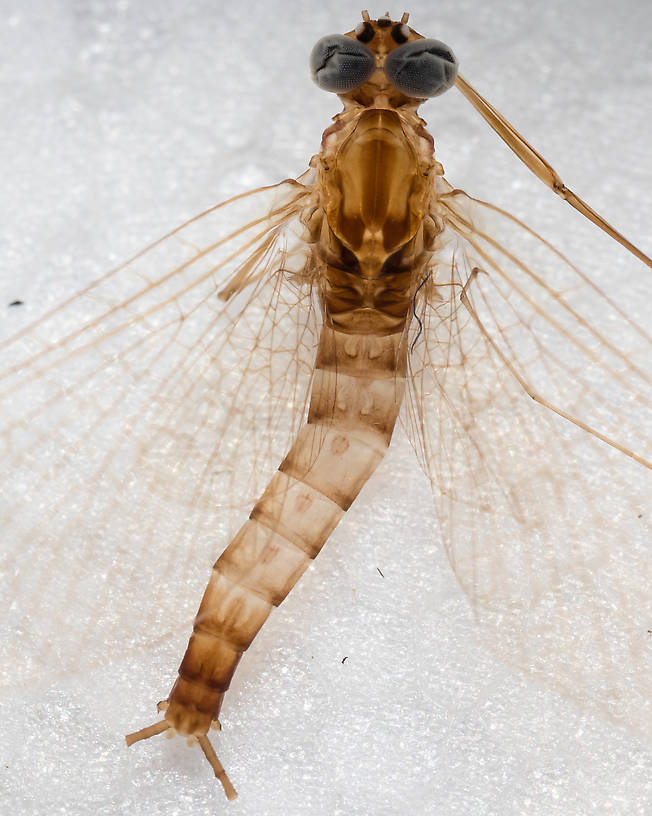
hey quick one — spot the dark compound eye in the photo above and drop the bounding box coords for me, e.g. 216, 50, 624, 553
310, 34, 376, 94
385, 38, 458, 98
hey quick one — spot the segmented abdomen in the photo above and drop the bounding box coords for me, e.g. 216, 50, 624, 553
165, 323, 408, 735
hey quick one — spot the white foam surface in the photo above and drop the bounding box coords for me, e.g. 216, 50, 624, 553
1, 2, 651, 814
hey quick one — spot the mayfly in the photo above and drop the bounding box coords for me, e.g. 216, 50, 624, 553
1, 11, 650, 801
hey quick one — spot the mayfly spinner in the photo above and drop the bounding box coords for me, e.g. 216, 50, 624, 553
1, 11, 650, 801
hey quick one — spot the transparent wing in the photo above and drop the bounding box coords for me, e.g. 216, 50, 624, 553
403, 177, 652, 738
0, 174, 322, 691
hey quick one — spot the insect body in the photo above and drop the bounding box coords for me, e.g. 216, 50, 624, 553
1, 11, 650, 801
127, 14, 455, 797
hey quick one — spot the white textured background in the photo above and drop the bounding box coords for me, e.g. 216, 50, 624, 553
1, 1, 651, 814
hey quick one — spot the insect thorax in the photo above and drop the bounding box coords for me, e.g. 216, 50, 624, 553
311, 105, 442, 335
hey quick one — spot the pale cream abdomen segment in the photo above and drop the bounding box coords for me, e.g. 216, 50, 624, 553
165, 327, 407, 736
